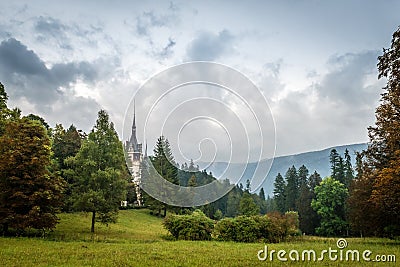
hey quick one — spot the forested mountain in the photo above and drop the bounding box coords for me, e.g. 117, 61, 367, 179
199, 143, 367, 196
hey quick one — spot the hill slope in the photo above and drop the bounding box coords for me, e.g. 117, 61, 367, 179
199, 143, 367, 196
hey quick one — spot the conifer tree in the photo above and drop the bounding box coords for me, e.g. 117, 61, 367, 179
284, 166, 298, 211
273, 173, 286, 213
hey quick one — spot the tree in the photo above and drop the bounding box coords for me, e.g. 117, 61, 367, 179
238, 191, 260, 216
259, 187, 266, 201
273, 173, 286, 213
297, 165, 309, 189
148, 136, 179, 217
188, 174, 197, 187
0, 82, 20, 135
330, 149, 345, 183
66, 110, 128, 233
0, 118, 65, 234
343, 149, 354, 188
367, 27, 400, 236
311, 177, 348, 236
53, 124, 82, 170
284, 166, 298, 211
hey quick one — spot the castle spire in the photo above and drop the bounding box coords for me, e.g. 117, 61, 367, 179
130, 99, 138, 149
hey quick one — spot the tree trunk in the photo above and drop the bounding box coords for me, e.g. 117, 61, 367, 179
163, 206, 167, 217
91, 211, 96, 233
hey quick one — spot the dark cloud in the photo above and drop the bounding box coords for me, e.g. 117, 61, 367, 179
0, 38, 101, 125
186, 30, 235, 61
0, 38, 48, 76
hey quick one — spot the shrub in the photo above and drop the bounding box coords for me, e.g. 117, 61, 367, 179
163, 210, 214, 241
213, 212, 300, 243
212, 218, 236, 241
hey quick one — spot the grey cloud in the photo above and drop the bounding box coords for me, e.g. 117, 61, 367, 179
0, 38, 102, 114
186, 30, 235, 61
136, 11, 174, 36
317, 51, 380, 107
35, 16, 67, 37
270, 51, 382, 156
0, 38, 48, 76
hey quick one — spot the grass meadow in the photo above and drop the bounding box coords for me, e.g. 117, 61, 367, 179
0, 209, 398, 266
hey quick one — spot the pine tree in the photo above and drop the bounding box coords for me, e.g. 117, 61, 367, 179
329, 149, 340, 180
343, 149, 354, 188
148, 136, 179, 216
273, 173, 286, 213
259, 187, 266, 201
284, 166, 298, 211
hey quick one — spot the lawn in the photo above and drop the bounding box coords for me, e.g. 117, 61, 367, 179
0, 210, 398, 266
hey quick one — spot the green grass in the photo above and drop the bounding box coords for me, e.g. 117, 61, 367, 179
0, 210, 399, 266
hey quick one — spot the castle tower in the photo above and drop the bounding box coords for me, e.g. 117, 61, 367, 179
125, 103, 143, 206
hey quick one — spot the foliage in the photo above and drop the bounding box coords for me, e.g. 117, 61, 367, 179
284, 166, 298, 211
311, 177, 348, 236
273, 173, 286, 213
145, 136, 179, 217
66, 110, 128, 233
213, 212, 299, 243
163, 210, 214, 240
238, 191, 260, 216
0, 118, 65, 234
348, 27, 400, 237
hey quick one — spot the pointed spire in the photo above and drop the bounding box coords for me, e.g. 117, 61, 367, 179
132, 99, 136, 130
144, 141, 148, 158
130, 99, 138, 149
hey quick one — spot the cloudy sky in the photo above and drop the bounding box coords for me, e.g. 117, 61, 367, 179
0, 1, 399, 163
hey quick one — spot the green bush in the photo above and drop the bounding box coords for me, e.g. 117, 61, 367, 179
212, 218, 236, 241
163, 210, 214, 241
213, 212, 300, 243
164, 210, 300, 243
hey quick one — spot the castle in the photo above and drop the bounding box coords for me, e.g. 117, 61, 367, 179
125, 107, 144, 206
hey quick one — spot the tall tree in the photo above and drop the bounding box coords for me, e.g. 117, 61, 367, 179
66, 110, 128, 233
343, 149, 354, 188
273, 173, 286, 213
367, 27, 400, 236
259, 187, 266, 201
0, 118, 65, 234
148, 136, 179, 216
284, 166, 298, 211
311, 177, 348, 236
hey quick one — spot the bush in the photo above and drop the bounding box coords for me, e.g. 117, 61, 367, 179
213, 212, 300, 243
163, 210, 214, 241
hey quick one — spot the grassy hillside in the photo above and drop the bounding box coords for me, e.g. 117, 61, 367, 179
0, 209, 398, 266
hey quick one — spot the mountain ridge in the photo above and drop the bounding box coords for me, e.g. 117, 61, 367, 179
198, 143, 368, 196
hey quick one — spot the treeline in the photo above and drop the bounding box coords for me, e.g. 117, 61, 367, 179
0, 82, 129, 234
272, 149, 354, 236
136, 135, 271, 219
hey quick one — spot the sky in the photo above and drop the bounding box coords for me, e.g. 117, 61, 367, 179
0, 0, 399, 164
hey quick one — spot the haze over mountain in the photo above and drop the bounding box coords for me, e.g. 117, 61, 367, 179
199, 143, 367, 196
